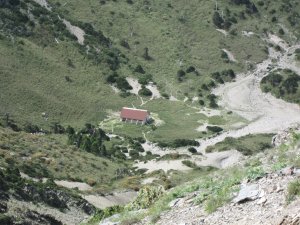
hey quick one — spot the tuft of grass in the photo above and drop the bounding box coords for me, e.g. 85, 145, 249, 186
287, 180, 300, 203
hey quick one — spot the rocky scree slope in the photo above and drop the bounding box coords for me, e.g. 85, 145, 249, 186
0, 167, 95, 225
134, 127, 300, 225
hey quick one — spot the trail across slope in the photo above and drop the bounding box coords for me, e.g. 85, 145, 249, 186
197, 36, 300, 153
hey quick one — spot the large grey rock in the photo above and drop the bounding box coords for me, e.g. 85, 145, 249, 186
233, 184, 260, 203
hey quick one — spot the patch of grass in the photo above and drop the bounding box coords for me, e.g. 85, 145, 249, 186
82, 206, 124, 225
246, 166, 265, 180
182, 160, 198, 169
206, 134, 274, 155
287, 180, 300, 203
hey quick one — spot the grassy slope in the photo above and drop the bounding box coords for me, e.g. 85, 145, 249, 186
0, 36, 138, 127
0, 127, 126, 191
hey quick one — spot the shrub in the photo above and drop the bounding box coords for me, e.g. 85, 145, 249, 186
116, 77, 132, 91
188, 147, 197, 154
182, 160, 198, 168
23, 123, 41, 133
50, 122, 65, 134
138, 74, 153, 85
246, 166, 265, 180
279, 28, 285, 35
172, 139, 200, 148
129, 150, 139, 159
209, 99, 218, 108
143, 47, 152, 60
212, 11, 224, 28
134, 65, 145, 74
199, 100, 205, 106
186, 66, 196, 73
120, 39, 130, 49
162, 93, 169, 99
207, 126, 223, 133
139, 87, 152, 96
106, 72, 119, 84
0, 214, 12, 224
127, 185, 164, 210
177, 70, 186, 78
287, 180, 300, 202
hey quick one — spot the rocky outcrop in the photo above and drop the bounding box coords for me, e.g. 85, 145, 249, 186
278, 214, 300, 225
272, 124, 300, 147
13, 183, 95, 214
148, 168, 300, 225
23, 210, 63, 225
0, 168, 95, 225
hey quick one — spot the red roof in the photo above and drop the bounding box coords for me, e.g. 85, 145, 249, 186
120, 107, 149, 121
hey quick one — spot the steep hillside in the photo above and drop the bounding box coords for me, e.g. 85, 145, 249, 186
2, 0, 300, 224
2, 0, 300, 132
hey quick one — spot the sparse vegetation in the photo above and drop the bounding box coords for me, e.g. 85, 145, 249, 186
206, 134, 274, 155
261, 69, 300, 104
287, 180, 300, 202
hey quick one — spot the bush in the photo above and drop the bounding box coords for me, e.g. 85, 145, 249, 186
138, 74, 152, 85
139, 87, 152, 96
134, 65, 145, 74
127, 186, 164, 210
207, 126, 223, 133
177, 70, 186, 78
182, 160, 198, 168
129, 150, 139, 159
172, 139, 200, 148
106, 72, 118, 84
188, 147, 197, 154
186, 66, 196, 73
116, 77, 132, 91
143, 47, 152, 60
0, 214, 12, 224
287, 180, 300, 202
23, 123, 41, 133
120, 39, 130, 49
213, 11, 224, 29
279, 28, 285, 35
162, 93, 169, 99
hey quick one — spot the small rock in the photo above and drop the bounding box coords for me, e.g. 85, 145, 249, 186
275, 185, 283, 193
293, 168, 300, 176
257, 197, 267, 205
258, 190, 265, 198
280, 166, 294, 176
169, 198, 180, 208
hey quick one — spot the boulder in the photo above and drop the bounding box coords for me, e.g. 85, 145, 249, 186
279, 166, 294, 176
232, 184, 260, 203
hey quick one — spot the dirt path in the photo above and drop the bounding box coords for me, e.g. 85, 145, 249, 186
82, 191, 137, 209
32, 0, 51, 10
222, 49, 237, 62
63, 19, 85, 45
196, 36, 300, 153
32, 0, 85, 45
54, 180, 93, 191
